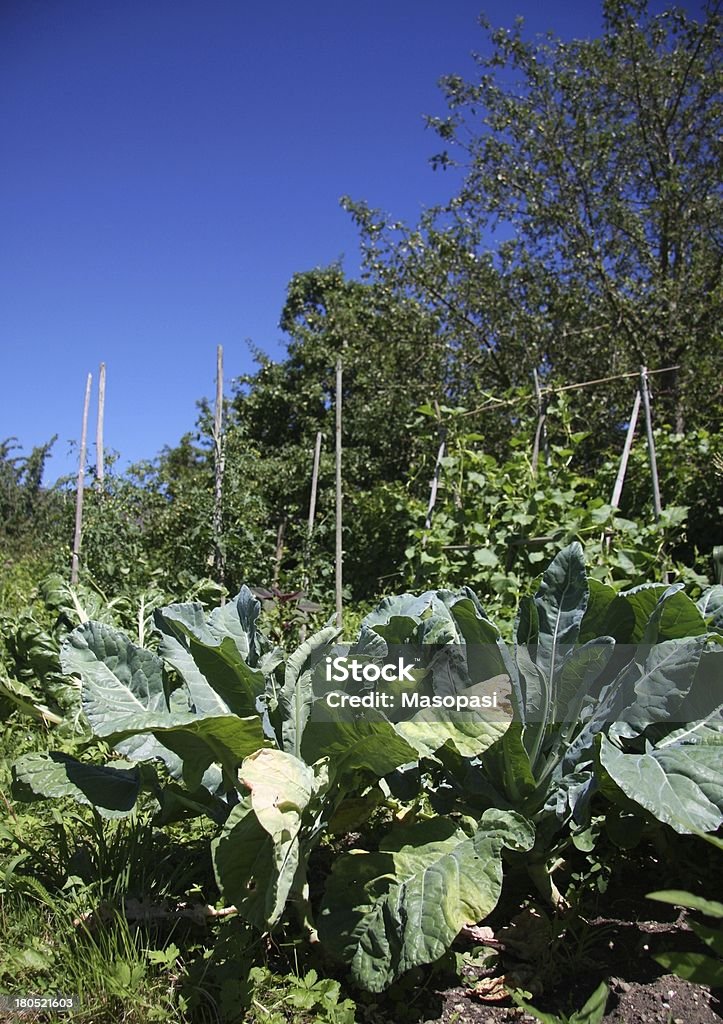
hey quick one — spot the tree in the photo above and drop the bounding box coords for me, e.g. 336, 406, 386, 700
346, 0, 722, 436
230, 265, 446, 599
0, 437, 66, 549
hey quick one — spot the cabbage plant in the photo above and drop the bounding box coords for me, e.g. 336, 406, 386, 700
11, 549, 722, 992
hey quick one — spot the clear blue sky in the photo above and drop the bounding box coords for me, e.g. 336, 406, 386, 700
0, 0, 701, 482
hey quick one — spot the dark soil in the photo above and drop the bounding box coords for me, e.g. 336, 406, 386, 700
354, 851, 720, 1024
427, 898, 723, 1024
436, 974, 721, 1024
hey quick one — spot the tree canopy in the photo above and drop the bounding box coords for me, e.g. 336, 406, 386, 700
345, 0, 722, 436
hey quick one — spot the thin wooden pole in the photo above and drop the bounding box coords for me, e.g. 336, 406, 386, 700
335, 354, 343, 629
610, 390, 641, 509
300, 431, 323, 645
308, 431, 322, 537
531, 368, 549, 475
640, 366, 662, 521
424, 406, 446, 545
424, 438, 446, 532
71, 373, 92, 584
273, 519, 286, 587
212, 345, 225, 581
96, 362, 106, 491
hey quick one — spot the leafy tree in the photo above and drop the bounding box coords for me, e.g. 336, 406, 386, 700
230, 265, 445, 599
346, 0, 722, 437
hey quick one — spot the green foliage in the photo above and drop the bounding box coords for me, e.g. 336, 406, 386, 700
646, 889, 723, 988
319, 810, 533, 991
510, 981, 609, 1024
10, 544, 722, 997
1, 5, 720, 1014
404, 406, 715, 625
347, 0, 722, 435
238, 966, 356, 1024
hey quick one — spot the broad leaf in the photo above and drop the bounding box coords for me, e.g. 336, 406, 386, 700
207, 585, 262, 664
603, 584, 706, 643
598, 732, 723, 834
319, 809, 534, 991
302, 703, 418, 780
276, 626, 339, 757
531, 542, 588, 686
155, 604, 264, 717
697, 586, 723, 630
12, 753, 140, 818
103, 713, 267, 790
61, 621, 183, 774
213, 749, 326, 929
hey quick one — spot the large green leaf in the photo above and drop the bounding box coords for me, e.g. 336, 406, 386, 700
362, 592, 455, 643
12, 752, 141, 818
553, 639, 615, 726
61, 621, 183, 774
62, 621, 267, 786
207, 586, 262, 664
532, 542, 588, 680
318, 809, 534, 991
104, 714, 268, 790
615, 638, 709, 737
603, 584, 706, 643
697, 586, 723, 631
579, 579, 617, 643
155, 604, 231, 718
212, 801, 277, 930
302, 703, 418, 780
276, 626, 339, 757
448, 595, 522, 714
598, 731, 723, 834
212, 749, 327, 929
155, 603, 264, 717
395, 700, 509, 760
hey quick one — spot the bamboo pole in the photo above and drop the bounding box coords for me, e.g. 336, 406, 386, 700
299, 432, 323, 645
424, 405, 446, 544
71, 373, 92, 584
273, 519, 286, 587
308, 431, 322, 537
610, 390, 641, 509
531, 368, 549, 475
335, 353, 343, 629
212, 345, 225, 581
96, 362, 106, 490
424, 437, 446, 533
640, 366, 662, 521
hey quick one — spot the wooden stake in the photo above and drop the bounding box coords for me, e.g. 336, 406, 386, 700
273, 519, 286, 587
640, 366, 662, 521
71, 373, 92, 584
424, 406, 446, 544
610, 390, 641, 509
531, 368, 549, 475
308, 431, 322, 537
335, 354, 343, 629
425, 438, 446, 532
300, 432, 323, 644
96, 362, 106, 491
212, 345, 225, 581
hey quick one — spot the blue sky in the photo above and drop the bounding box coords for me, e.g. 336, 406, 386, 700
0, 0, 701, 482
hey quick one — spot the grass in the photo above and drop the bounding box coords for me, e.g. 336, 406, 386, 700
0, 717, 362, 1023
